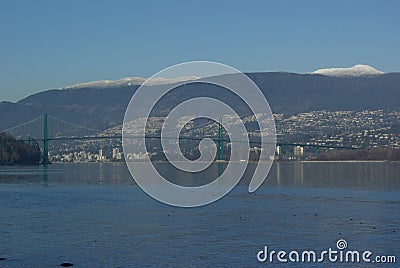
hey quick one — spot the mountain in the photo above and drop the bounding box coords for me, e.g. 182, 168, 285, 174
62, 76, 199, 90
311, 64, 384, 77
1, 71, 400, 131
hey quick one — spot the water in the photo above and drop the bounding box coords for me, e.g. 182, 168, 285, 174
0, 162, 399, 267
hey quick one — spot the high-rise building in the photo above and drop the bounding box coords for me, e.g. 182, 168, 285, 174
293, 146, 304, 160
112, 148, 120, 159
99, 149, 103, 160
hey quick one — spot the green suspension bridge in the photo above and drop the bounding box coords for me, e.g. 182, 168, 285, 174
1, 114, 359, 164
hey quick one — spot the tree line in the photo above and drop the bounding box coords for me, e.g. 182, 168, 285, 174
0, 133, 41, 164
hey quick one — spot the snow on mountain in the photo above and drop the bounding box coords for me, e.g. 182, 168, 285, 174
311, 64, 384, 77
62, 76, 200, 90
61, 64, 385, 90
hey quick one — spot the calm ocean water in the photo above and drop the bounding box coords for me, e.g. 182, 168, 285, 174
0, 162, 399, 267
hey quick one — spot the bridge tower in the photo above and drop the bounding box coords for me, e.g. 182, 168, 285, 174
217, 118, 224, 161
217, 118, 224, 176
43, 114, 49, 164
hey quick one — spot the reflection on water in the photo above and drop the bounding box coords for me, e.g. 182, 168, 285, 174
0, 162, 399, 267
0, 161, 399, 191
270, 161, 400, 191
42, 164, 48, 185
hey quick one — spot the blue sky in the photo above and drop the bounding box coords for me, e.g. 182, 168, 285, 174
1, 0, 399, 102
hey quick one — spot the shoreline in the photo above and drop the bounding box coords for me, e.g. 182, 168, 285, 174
2, 160, 399, 166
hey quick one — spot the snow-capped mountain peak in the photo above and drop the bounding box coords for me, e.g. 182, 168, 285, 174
62, 76, 200, 90
311, 64, 384, 77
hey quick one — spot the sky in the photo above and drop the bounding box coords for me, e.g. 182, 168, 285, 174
1, 0, 399, 102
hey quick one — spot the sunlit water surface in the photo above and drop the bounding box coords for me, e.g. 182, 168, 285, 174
0, 162, 399, 267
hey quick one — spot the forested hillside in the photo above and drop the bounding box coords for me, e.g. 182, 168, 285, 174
0, 133, 41, 164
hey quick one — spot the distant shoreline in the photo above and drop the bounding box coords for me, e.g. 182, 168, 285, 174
2, 159, 399, 166
0, 162, 44, 166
